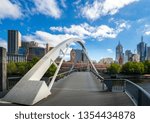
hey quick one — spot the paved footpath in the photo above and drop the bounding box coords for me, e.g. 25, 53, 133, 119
0, 72, 134, 106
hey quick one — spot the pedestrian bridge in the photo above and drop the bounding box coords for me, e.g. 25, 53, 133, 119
1, 38, 150, 106
36, 72, 133, 106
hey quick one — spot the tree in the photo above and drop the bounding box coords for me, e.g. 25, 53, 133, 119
107, 63, 121, 74
26, 57, 40, 71
30, 57, 40, 65
143, 61, 150, 74
122, 62, 144, 74
45, 64, 57, 77
7, 61, 17, 75
16, 62, 28, 75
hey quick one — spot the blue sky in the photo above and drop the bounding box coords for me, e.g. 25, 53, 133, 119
0, 0, 150, 61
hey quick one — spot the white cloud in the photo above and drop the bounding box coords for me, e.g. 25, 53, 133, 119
73, 0, 81, 5
33, 0, 61, 18
50, 22, 130, 40
0, 39, 7, 49
80, 0, 138, 21
143, 24, 150, 36
145, 31, 150, 36
92, 25, 117, 39
107, 49, 113, 53
23, 31, 78, 47
50, 26, 63, 32
60, 0, 67, 8
0, 0, 22, 19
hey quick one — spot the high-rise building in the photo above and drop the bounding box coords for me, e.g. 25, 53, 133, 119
116, 41, 124, 64
19, 41, 30, 55
8, 30, 21, 54
0, 47, 7, 91
22, 41, 30, 49
137, 36, 147, 62
146, 47, 150, 61
124, 50, 132, 63
7, 30, 27, 62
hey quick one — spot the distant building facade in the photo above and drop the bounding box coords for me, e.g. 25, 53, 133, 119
7, 54, 27, 63
8, 30, 21, 54
99, 58, 114, 64
70, 49, 88, 63
7, 30, 26, 62
137, 36, 147, 62
29, 41, 38, 47
27, 47, 45, 61
124, 50, 132, 63
131, 54, 140, 62
146, 47, 150, 60
0, 47, 7, 91
116, 42, 124, 64
45, 43, 53, 53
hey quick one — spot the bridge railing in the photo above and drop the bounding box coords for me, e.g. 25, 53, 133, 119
7, 70, 77, 90
104, 79, 150, 106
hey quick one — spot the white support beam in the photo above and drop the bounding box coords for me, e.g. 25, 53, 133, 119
51, 60, 58, 68
48, 46, 69, 90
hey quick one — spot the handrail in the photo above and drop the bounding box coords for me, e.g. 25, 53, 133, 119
104, 78, 150, 106
124, 79, 150, 99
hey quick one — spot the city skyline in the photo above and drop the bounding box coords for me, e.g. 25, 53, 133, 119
0, 0, 150, 61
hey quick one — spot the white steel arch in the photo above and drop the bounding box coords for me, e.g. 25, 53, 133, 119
3, 38, 99, 105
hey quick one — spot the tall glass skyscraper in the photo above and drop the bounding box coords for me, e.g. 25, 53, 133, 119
7, 30, 26, 62
116, 42, 124, 64
146, 47, 150, 60
8, 30, 21, 54
137, 36, 147, 62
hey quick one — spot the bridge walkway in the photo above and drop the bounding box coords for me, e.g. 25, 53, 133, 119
36, 72, 134, 106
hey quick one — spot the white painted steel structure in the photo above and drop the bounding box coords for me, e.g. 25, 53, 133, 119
3, 38, 99, 105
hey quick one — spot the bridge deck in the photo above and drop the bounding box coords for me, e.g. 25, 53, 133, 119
36, 72, 134, 106
0, 72, 134, 106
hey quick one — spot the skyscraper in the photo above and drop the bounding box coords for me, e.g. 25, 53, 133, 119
7, 30, 27, 63
8, 30, 21, 54
116, 41, 124, 64
146, 47, 150, 61
124, 50, 132, 63
137, 36, 147, 62
0, 47, 7, 91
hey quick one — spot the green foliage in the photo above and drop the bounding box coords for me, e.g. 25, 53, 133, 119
7, 61, 17, 75
16, 62, 28, 75
7, 56, 56, 77
122, 62, 144, 74
30, 57, 40, 65
107, 63, 121, 74
143, 61, 150, 73
26, 57, 40, 70
45, 64, 57, 77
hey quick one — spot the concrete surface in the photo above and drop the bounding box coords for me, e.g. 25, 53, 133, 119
0, 72, 134, 106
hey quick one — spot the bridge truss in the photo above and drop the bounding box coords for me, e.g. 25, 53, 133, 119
3, 38, 101, 105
